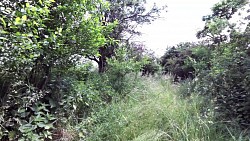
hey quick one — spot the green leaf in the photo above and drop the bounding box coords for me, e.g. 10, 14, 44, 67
19, 123, 36, 133
79, 132, 85, 138
73, 104, 77, 110
33, 21, 38, 26
34, 114, 46, 122
43, 130, 52, 138
14, 17, 21, 25
37, 122, 46, 128
0, 18, 6, 27
26, 3, 30, 8
22, 15, 27, 21
8, 131, 16, 140
44, 124, 53, 130
39, 0, 42, 5
31, 6, 37, 12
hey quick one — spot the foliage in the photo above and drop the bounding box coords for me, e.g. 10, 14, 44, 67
194, 38, 250, 127
0, 101, 56, 140
197, 0, 248, 45
73, 72, 115, 115
193, 0, 250, 128
0, 0, 166, 139
141, 58, 160, 76
87, 0, 167, 72
140, 50, 160, 76
0, 0, 108, 140
84, 77, 248, 141
106, 47, 145, 95
160, 43, 196, 81
55, 47, 146, 125
120, 42, 160, 76
2, 0, 250, 140
189, 46, 212, 73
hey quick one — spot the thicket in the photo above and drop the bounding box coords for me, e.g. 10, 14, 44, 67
1, 0, 250, 140
0, 0, 164, 140
194, 29, 250, 128
193, 0, 250, 129
0, 0, 109, 140
160, 0, 250, 130
160, 42, 199, 81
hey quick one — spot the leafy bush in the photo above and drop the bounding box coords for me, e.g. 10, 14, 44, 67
189, 46, 212, 73
190, 0, 250, 129
56, 47, 146, 126
0, 0, 107, 140
106, 47, 145, 95
0, 98, 56, 140
194, 46, 250, 127
161, 44, 196, 81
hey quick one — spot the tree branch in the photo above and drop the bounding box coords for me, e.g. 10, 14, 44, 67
86, 55, 99, 63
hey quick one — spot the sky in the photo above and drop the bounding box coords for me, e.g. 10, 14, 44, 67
134, 0, 221, 56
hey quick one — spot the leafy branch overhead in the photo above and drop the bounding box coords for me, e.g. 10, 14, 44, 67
87, 0, 167, 73
0, 0, 111, 140
197, 0, 248, 45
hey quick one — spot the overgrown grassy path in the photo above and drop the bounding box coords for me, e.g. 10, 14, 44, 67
86, 77, 245, 141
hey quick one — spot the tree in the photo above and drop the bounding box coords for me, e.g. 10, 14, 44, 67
87, 0, 167, 73
0, 0, 107, 139
160, 42, 199, 81
197, 0, 248, 46
194, 0, 250, 128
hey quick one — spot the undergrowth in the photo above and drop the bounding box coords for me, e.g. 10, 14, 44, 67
83, 76, 250, 141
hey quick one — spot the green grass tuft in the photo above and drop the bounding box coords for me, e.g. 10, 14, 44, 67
84, 77, 249, 141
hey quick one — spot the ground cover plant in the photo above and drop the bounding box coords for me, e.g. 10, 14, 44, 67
84, 77, 250, 141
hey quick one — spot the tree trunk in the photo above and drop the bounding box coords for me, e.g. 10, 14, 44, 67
98, 57, 106, 73
98, 47, 108, 73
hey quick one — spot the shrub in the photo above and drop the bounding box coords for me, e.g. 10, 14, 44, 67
194, 43, 250, 128
106, 47, 145, 95
161, 44, 196, 82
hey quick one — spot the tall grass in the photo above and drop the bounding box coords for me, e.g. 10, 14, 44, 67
84, 76, 249, 141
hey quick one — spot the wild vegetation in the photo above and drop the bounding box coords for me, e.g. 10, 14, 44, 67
0, 0, 250, 140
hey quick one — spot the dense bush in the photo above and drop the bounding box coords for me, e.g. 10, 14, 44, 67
0, 0, 164, 139
161, 44, 196, 81
0, 0, 108, 140
141, 60, 160, 76
106, 47, 145, 95
190, 0, 250, 128
194, 39, 250, 128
